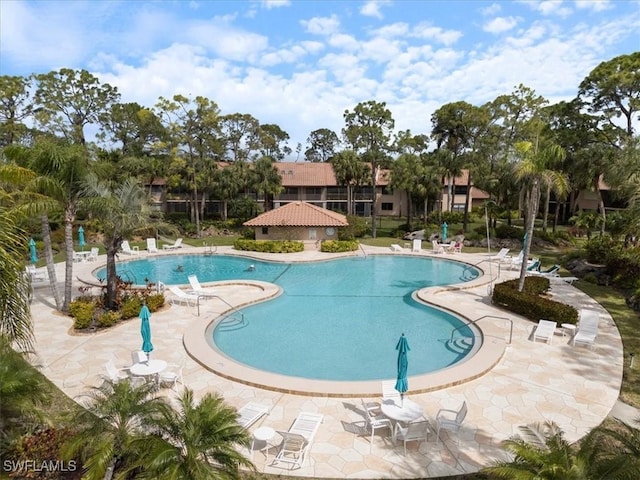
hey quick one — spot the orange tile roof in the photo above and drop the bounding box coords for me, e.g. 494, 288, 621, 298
276, 162, 390, 186
243, 201, 349, 227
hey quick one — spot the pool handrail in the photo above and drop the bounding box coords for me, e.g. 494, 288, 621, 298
450, 315, 513, 345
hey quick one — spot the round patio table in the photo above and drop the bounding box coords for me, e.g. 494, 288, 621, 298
381, 397, 425, 442
129, 359, 167, 378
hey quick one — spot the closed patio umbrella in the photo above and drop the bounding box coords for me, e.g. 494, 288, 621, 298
78, 226, 85, 251
29, 238, 37, 264
441, 222, 448, 242
395, 333, 410, 405
140, 304, 153, 359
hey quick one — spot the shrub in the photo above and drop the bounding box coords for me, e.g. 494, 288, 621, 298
145, 293, 165, 312
69, 300, 94, 330
320, 240, 359, 252
492, 277, 578, 325
341, 215, 368, 239
9, 427, 78, 479
233, 239, 304, 253
97, 310, 120, 328
495, 224, 524, 240
441, 211, 464, 224
120, 295, 143, 320
583, 235, 617, 263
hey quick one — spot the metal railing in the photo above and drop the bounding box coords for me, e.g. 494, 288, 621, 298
450, 314, 513, 345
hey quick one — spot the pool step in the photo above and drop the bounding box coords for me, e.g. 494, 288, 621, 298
216, 315, 247, 331
447, 337, 474, 354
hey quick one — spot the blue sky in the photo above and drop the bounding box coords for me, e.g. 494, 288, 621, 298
1, 0, 639, 155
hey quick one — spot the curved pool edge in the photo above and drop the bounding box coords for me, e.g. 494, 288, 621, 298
183, 265, 508, 398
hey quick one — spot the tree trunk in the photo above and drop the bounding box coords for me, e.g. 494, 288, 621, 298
541, 184, 551, 232
105, 240, 120, 311
63, 206, 76, 313
463, 173, 472, 233
596, 185, 606, 235
41, 215, 62, 310
193, 182, 201, 238
517, 182, 540, 292
371, 167, 378, 238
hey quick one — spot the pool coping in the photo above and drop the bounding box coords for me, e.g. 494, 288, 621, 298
178, 251, 508, 397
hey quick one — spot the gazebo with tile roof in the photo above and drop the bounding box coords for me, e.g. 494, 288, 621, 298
243, 201, 348, 246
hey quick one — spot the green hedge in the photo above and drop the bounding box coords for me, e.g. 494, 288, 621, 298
320, 240, 359, 252
492, 277, 578, 325
233, 239, 305, 253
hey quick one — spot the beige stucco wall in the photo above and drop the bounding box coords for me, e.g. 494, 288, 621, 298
253, 226, 340, 242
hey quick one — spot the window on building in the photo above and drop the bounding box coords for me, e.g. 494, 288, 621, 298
381, 202, 393, 211
454, 185, 467, 195
261, 227, 268, 235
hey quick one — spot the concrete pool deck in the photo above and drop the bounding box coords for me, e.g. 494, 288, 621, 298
30, 244, 624, 478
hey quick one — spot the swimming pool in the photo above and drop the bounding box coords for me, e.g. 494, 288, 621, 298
98, 255, 481, 382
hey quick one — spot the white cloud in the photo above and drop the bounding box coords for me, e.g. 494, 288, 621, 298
360, 0, 392, 19
481, 3, 502, 16
188, 18, 269, 63
575, 0, 612, 12
483, 16, 521, 34
411, 23, 463, 46
301, 15, 341, 35
261, 0, 291, 9
537, 0, 573, 17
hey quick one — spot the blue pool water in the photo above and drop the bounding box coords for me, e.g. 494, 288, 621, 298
97, 255, 480, 381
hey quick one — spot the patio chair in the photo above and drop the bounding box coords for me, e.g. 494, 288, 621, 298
159, 362, 184, 390
530, 264, 560, 277
361, 398, 392, 451
87, 247, 99, 262
131, 351, 148, 364
436, 400, 467, 445
25, 265, 48, 282
187, 275, 217, 299
431, 240, 445, 254
394, 419, 430, 455
237, 402, 270, 429
508, 251, 524, 270
146, 238, 158, 253
572, 309, 600, 348
167, 285, 200, 307
489, 248, 510, 261
273, 412, 323, 469
104, 360, 128, 383
381, 380, 400, 400
390, 244, 403, 252
121, 240, 139, 255
412, 239, 422, 252
533, 319, 557, 344
163, 238, 183, 250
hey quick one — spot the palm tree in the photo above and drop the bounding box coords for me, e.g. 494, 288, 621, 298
133, 388, 253, 479
81, 174, 169, 311
514, 137, 568, 292
0, 339, 50, 450
62, 379, 165, 480
483, 420, 640, 479
331, 150, 370, 215
0, 163, 37, 349
251, 156, 282, 212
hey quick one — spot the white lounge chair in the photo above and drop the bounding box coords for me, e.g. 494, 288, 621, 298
88, 247, 99, 262
361, 398, 392, 451
533, 319, 557, 344
273, 412, 323, 469
489, 248, 510, 261
431, 240, 445, 254
530, 264, 561, 277
381, 380, 400, 400
146, 238, 158, 253
187, 275, 217, 299
436, 401, 467, 445
167, 285, 199, 307
509, 251, 524, 270
237, 402, 270, 429
572, 309, 600, 348
390, 244, 402, 252
163, 238, 183, 250
394, 419, 430, 455
412, 239, 422, 252
121, 240, 139, 255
